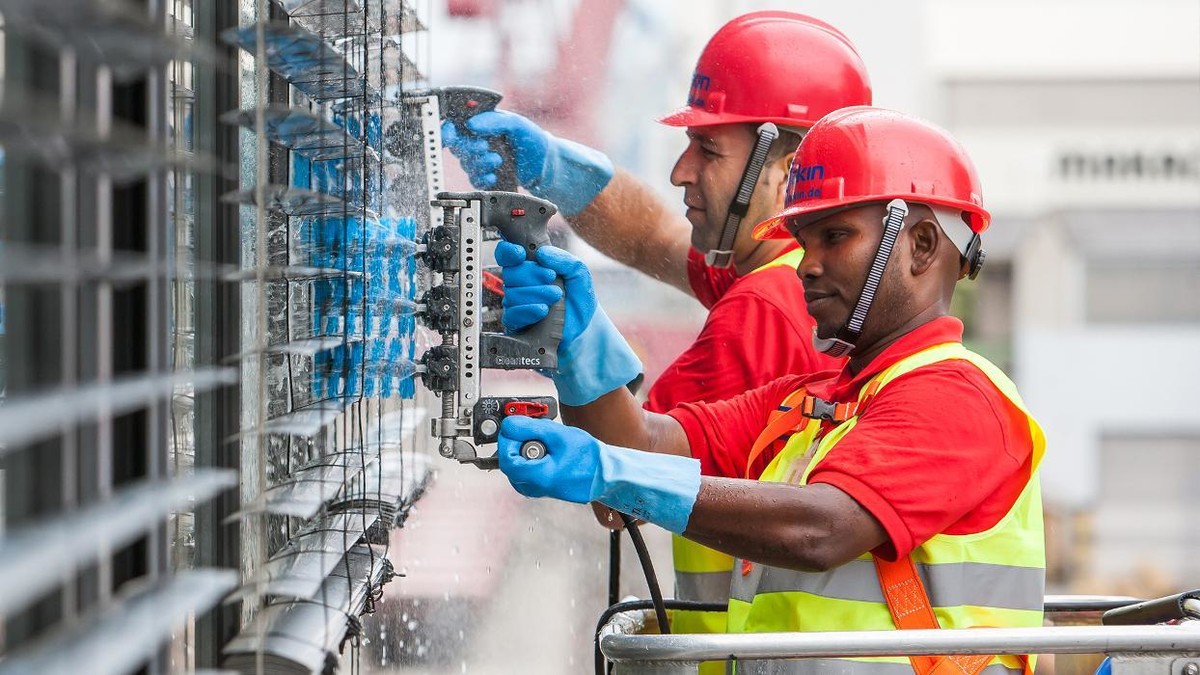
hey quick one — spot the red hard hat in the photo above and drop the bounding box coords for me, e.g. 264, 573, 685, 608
657, 12, 872, 129
754, 106, 991, 240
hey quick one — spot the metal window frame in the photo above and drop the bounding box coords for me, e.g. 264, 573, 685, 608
192, 0, 246, 666
218, 0, 435, 670
1, 0, 239, 671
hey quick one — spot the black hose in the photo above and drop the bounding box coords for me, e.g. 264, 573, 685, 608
608, 529, 621, 609
1102, 589, 1200, 626
594, 599, 728, 675
620, 515, 671, 635
594, 515, 711, 675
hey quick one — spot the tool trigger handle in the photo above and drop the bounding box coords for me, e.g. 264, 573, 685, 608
436, 86, 519, 191
484, 193, 564, 368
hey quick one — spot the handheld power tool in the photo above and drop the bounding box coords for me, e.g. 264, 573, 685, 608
414, 190, 563, 469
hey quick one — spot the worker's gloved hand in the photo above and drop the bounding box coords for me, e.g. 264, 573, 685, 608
441, 110, 613, 217
498, 416, 701, 534
495, 241, 641, 406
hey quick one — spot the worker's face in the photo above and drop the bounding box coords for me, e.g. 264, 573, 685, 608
789, 205, 905, 342
670, 124, 789, 255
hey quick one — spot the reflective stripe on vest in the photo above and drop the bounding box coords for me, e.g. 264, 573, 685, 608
727, 342, 1046, 675
674, 536, 735, 603
729, 557, 1043, 611
672, 535, 734, 641
669, 246, 807, 647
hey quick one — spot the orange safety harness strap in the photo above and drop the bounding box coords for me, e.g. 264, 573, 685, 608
742, 383, 881, 479
873, 555, 1033, 675
743, 399, 810, 480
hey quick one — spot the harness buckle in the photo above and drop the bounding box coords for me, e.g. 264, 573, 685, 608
804, 396, 838, 422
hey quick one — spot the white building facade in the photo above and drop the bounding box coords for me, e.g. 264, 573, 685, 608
924, 0, 1200, 589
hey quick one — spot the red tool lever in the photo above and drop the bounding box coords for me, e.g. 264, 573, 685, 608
483, 270, 505, 297
505, 401, 551, 418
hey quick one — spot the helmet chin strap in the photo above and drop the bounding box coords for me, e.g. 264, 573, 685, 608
705, 123, 780, 268
812, 199, 909, 357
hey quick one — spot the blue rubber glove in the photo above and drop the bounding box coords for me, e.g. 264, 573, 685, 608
498, 416, 701, 534
441, 110, 614, 217
495, 240, 641, 406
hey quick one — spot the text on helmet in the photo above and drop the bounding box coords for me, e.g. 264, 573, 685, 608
786, 163, 826, 204
688, 73, 712, 108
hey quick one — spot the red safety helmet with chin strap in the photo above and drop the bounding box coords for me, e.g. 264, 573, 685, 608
658, 11, 873, 129
754, 106, 991, 357
754, 106, 991, 240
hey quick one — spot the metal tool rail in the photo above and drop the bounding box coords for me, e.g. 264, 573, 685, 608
599, 612, 1200, 673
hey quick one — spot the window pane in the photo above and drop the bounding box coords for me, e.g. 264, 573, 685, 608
1086, 259, 1200, 324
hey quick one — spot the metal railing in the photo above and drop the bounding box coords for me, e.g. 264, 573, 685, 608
598, 595, 1200, 675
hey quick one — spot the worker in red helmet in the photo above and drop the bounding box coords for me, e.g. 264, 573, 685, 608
442, 12, 872, 644
492, 107, 1045, 674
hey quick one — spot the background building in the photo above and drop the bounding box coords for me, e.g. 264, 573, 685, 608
922, 0, 1200, 592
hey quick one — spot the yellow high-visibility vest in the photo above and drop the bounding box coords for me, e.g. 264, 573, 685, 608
668, 247, 806, 675
726, 342, 1046, 675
